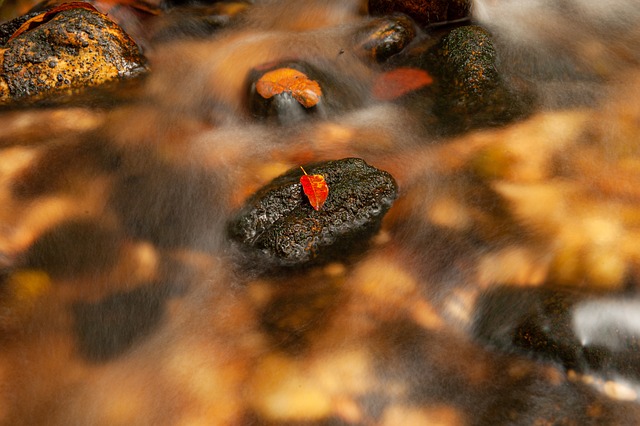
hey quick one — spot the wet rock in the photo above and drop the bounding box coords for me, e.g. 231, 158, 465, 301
358, 14, 417, 62
436, 26, 499, 98
0, 4, 147, 104
246, 60, 371, 124
473, 286, 640, 381
111, 150, 224, 250
258, 273, 343, 354
368, 0, 471, 27
420, 25, 532, 131
21, 219, 122, 279
0, 10, 42, 45
228, 158, 398, 268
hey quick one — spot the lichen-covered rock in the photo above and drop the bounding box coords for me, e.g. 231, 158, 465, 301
368, 0, 471, 27
473, 286, 640, 381
437, 26, 500, 106
0, 4, 147, 104
228, 158, 398, 268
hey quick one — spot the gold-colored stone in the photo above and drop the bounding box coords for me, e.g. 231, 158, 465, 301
1, 6, 146, 104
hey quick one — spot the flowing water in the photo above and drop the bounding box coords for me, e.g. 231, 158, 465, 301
1, 0, 640, 424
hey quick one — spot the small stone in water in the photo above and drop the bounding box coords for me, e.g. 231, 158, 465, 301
227, 158, 398, 268
368, 0, 471, 27
421, 25, 532, 131
247, 63, 324, 125
473, 286, 640, 382
358, 14, 416, 62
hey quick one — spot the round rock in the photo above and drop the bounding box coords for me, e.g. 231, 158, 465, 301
227, 158, 398, 268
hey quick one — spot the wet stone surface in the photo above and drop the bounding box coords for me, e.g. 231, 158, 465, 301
417, 25, 532, 132
247, 62, 326, 125
150, 2, 251, 44
473, 286, 640, 381
246, 60, 372, 124
228, 158, 398, 268
0, 5, 147, 103
358, 14, 417, 62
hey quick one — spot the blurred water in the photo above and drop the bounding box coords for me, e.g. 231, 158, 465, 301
1, 0, 640, 424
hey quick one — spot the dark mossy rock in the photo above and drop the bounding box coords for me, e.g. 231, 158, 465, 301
228, 158, 397, 268
473, 286, 640, 381
0, 5, 147, 104
437, 26, 499, 100
357, 14, 417, 62
446, 0, 471, 21
419, 25, 532, 132
368, 0, 470, 27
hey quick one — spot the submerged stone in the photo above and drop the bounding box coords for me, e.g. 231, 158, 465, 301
228, 158, 398, 268
368, 0, 471, 27
473, 286, 640, 381
358, 14, 417, 62
246, 60, 372, 124
247, 63, 325, 125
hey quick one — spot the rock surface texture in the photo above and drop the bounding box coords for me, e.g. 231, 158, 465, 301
228, 158, 398, 267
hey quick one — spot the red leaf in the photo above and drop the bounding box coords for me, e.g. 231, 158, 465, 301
372, 67, 433, 101
300, 166, 329, 211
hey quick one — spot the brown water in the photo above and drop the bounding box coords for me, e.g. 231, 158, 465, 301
1, 0, 640, 424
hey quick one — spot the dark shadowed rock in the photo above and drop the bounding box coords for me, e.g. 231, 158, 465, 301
151, 2, 251, 44
72, 283, 167, 362
416, 25, 532, 132
368, 0, 471, 27
357, 14, 417, 62
473, 286, 640, 381
228, 158, 397, 268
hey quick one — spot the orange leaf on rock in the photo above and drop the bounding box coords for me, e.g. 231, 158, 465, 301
300, 166, 329, 211
372, 67, 434, 101
256, 68, 322, 108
